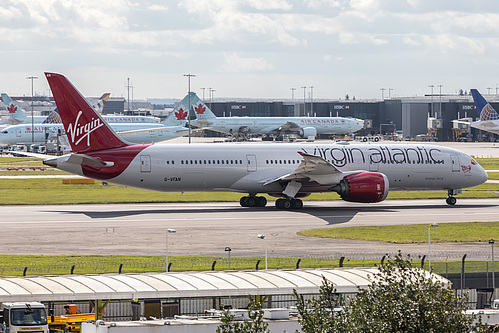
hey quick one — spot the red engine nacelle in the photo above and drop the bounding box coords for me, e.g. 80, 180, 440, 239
331, 172, 389, 203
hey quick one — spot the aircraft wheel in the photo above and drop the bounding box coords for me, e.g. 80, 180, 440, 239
281, 199, 293, 209
246, 196, 256, 207
292, 199, 303, 209
446, 196, 457, 205
275, 199, 283, 209
240, 197, 248, 207
256, 196, 267, 207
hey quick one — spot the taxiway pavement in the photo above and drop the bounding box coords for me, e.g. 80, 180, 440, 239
0, 199, 497, 260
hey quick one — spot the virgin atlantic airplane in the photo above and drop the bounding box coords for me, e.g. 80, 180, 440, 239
41, 72, 487, 209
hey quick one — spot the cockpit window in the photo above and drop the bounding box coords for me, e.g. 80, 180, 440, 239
471, 159, 477, 165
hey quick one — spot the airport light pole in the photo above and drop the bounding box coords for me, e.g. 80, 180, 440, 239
428, 85, 434, 118
184, 74, 196, 144
438, 84, 443, 119
380, 88, 386, 100
26, 75, 38, 143
301, 86, 307, 116
310, 86, 314, 116
290, 88, 296, 100
166, 228, 176, 272
225, 247, 232, 270
388, 88, 393, 99
428, 223, 438, 270
257, 234, 267, 270
491, 239, 496, 299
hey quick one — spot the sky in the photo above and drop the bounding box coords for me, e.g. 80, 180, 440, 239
1, 0, 499, 101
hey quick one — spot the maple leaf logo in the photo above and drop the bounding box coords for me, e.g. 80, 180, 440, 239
195, 104, 206, 115
7, 104, 17, 114
175, 108, 187, 120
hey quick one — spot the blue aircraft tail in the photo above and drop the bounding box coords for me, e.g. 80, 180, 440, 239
470, 89, 499, 121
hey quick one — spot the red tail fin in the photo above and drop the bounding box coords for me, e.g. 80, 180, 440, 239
45, 72, 128, 153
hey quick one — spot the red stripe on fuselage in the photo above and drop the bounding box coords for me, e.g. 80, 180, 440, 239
81, 144, 151, 180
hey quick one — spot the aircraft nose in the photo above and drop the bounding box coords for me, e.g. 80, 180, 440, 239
474, 165, 488, 186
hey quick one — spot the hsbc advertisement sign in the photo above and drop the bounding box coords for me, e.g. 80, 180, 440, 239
333, 105, 350, 110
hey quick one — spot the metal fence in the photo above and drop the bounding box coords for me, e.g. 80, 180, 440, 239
0, 253, 496, 278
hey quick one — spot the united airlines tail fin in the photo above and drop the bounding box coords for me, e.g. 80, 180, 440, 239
45, 72, 128, 153
1, 93, 28, 124
42, 108, 62, 124
470, 89, 499, 121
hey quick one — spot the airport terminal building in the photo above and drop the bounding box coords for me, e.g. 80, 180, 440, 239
2, 93, 499, 142
205, 94, 499, 141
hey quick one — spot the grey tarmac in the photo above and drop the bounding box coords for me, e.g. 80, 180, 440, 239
0, 198, 497, 261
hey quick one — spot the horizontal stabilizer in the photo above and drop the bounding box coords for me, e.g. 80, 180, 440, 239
66, 153, 114, 167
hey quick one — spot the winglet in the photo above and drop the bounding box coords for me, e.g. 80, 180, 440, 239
45, 72, 128, 153
470, 89, 499, 121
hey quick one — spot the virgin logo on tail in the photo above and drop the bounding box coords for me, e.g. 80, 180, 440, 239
67, 110, 104, 146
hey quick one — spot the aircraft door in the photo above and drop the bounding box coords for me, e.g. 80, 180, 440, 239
16, 129, 21, 137
140, 155, 151, 173
369, 154, 379, 172
246, 154, 257, 172
451, 155, 460, 172
221, 121, 226, 129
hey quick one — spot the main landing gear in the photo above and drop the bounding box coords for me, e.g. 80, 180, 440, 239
240, 195, 267, 207
275, 198, 303, 210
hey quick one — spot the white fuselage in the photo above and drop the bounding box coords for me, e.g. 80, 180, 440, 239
102, 115, 159, 123
471, 120, 499, 135
0, 123, 185, 145
193, 117, 363, 135
54, 143, 487, 195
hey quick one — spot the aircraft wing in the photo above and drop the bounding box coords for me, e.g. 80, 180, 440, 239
259, 121, 301, 134
264, 152, 344, 186
7, 151, 53, 159
278, 121, 301, 132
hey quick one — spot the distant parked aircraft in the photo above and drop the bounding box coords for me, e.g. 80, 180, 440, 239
470, 89, 499, 135
1, 93, 47, 125
188, 92, 363, 140
0, 94, 191, 145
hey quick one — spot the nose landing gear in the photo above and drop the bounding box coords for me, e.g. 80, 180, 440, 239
446, 189, 461, 206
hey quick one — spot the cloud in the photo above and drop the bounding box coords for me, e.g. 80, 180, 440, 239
220, 53, 274, 72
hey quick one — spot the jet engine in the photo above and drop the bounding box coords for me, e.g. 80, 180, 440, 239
331, 172, 389, 203
299, 127, 317, 139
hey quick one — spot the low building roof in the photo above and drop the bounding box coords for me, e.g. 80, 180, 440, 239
0, 268, 450, 302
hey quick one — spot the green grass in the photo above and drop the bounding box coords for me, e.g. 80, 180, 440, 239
476, 158, 499, 170
0, 254, 491, 276
487, 172, 499, 180
298, 222, 499, 244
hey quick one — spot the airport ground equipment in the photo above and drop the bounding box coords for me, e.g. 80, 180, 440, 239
0, 302, 49, 333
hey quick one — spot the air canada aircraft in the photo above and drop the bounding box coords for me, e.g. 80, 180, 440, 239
40, 72, 487, 209
0, 94, 190, 146
1, 93, 48, 125
188, 92, 363, 140
470, 89, 499, 135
